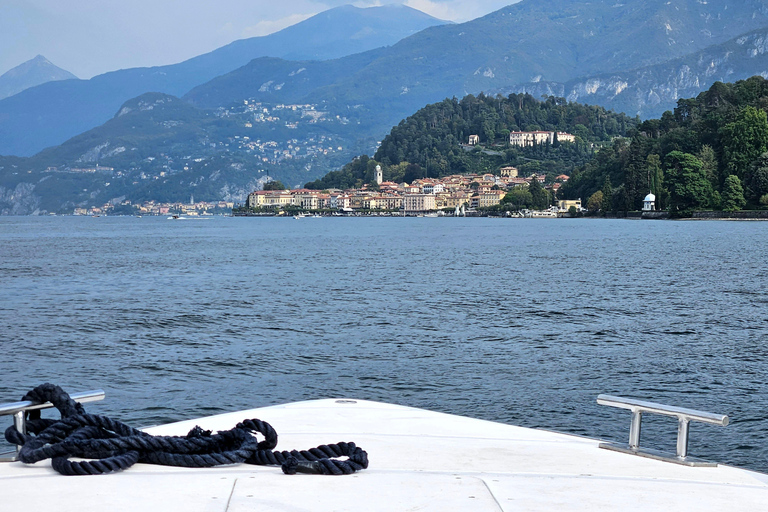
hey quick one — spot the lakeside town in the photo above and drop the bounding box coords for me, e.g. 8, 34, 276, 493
72, 165, 580, 218
241, 165, 582, 217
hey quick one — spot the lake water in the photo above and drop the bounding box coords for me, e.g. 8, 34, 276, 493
1, 216, 767, 472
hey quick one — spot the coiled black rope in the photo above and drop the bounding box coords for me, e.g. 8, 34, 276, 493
4, 384, 368, 476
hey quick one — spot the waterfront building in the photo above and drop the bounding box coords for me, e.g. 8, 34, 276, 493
445, 192, 471, 210
403, 194, 437, 214
350, 194, 371, 210
246, 191, 269, 208
376, 195, 403, 210
558, 199, 582, 212
248, 190, 293, 209
643, 192, 656, 211
317, 193, 331, 209
291, 189, 320, 209
477, 190, 507, 208
330, 194, 351, 210
361, 196, 378, 210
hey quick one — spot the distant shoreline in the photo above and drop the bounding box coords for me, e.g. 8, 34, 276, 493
230, 210, 768, 220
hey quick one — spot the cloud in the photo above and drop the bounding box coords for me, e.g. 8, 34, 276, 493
240, 13, 316, 38
403, 0, 514, 22
350, 0, 385, 6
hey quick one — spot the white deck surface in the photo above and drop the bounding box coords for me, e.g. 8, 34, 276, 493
3, 398, 768, 511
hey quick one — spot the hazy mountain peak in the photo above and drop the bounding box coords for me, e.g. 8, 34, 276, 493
0, 4, 448, 157
0, 55, 78, 100
227, 3, 448, 60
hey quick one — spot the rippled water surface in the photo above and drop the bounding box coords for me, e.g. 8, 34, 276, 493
1, 216, 767, 471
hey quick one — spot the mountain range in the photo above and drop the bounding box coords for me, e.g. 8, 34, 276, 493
0, 5, 446, 157
5, 0, 768, 215
183, 0, 768, 135
0, 55, 77, 100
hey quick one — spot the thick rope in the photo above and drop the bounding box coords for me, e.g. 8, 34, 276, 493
5, 384, 368, 476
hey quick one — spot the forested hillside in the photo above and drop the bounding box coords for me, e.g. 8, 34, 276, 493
560, 76, 768, 214
306, 92, 636, 189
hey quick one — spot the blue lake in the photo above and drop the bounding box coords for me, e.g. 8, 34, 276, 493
1, 216, 767, 472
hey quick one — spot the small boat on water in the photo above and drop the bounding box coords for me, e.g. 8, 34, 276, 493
2, 388, 766, 510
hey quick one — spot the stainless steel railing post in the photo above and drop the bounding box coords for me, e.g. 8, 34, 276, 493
629, 410, 642, 449
677, 417, 690, 459
13, 411, 25, 456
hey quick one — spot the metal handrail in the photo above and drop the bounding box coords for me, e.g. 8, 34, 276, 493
0, 389, 105, 416
0, 389, 105, 462
597, 394, 729, 467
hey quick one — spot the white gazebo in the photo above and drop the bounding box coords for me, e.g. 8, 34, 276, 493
643, 192, 656, 211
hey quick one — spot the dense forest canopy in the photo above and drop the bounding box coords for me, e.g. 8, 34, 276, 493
306, 92, 637, 190
560, 76, 768, 214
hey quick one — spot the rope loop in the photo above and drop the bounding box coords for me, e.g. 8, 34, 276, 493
4, 384, 368, 477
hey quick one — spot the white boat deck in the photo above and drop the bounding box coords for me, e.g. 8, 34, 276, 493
3, 398, 767, 511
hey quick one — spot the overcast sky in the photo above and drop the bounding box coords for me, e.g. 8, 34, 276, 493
1, 0, 517, 79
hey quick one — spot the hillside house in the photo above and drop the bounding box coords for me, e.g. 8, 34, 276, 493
509, 131, 575, 147
500, 166, 519, 178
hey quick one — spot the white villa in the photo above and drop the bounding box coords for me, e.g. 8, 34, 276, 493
509, 131, 575, 147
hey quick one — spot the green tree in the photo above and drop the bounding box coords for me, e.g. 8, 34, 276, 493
587, 190, 604, 212
263, 180, 286, 191
611, 186, 631, 212
528, 177, 550, 210
721, 175, 746, 212
664, 151, 715, 216
746, 152, 768, 204
403, 163, 425, 184
623, 136, 650, 209
501, 188, 533, 209
697, 145, 719, 189
719, 106, 768, 181
647, 154, 666, 210
600, 177, 613, 212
